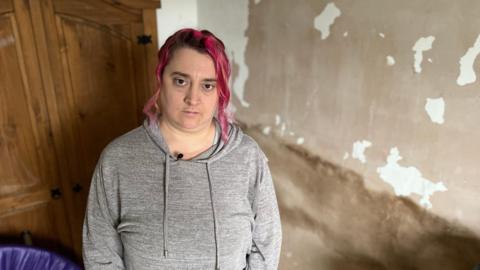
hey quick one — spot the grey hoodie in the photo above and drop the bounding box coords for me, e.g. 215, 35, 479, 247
82, 119, 282, 270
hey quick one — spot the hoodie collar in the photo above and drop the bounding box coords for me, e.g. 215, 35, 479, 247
142, 117, 243, 163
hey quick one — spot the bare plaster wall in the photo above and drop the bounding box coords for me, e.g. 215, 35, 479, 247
194, 0, 480, 268
222, 0, 480, 230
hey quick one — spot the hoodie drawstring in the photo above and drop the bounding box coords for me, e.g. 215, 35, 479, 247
163, 158, 219, 269
206, 162, 220, 270
163, 153, 170, 258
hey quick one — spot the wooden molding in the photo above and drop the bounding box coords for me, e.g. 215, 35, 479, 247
0, 1, 13, 14
106, 0, 160, 9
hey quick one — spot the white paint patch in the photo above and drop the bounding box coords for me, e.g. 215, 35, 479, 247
262, 126, 271, 135
226, 102, 237, 121
314, 2, 341, 40
457, 34, 480, 86
425, 97, 445, 124
275, 114, 282, 126
386, 55, 396, 66
280, 123, 286, 136
351, 140, 372, 164
412, 36, 435, 73
286, 252, 293, 258
0, 35, 15, 48
275, 114, 281, 126
379, 32, 385, 38
377, 147, 447, 209
296, 137, 305, 145
428, 58, 433, 63
254, 0, 262, 4
197, 0, 250, 107
289, 131, 295, 136
343, 31, 348, 37
343, 152, 349, 160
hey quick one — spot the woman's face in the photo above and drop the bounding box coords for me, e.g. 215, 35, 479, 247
159, 48, 219, 133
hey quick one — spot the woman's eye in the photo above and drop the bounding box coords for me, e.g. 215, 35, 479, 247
174, 78, 187, 86
203, 83, 216, 91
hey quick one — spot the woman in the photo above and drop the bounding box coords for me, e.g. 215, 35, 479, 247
82, 28, 282, 270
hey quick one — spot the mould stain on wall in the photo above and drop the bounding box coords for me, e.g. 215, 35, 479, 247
245, 125, 480, 270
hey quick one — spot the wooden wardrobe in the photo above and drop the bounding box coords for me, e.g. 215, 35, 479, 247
0, 0, 159, 263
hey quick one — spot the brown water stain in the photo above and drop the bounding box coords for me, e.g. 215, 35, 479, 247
243, 124, 480, 270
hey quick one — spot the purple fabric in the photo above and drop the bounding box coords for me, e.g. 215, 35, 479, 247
0, 245, 81, 270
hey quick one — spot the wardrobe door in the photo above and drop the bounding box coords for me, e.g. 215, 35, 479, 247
0, 0, 73, 257
34, 0, 159, 257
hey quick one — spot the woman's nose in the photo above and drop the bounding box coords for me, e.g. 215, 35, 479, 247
184, 84, 201, 105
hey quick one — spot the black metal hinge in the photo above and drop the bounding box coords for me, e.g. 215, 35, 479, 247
50, 187, 62, 199
137, 35, 152, 45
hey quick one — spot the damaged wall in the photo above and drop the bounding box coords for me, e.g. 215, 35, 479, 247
234, 0, 480, 233
246, 125, 480, 269
158, 0, 480, 268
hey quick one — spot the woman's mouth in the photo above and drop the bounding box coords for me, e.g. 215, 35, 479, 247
183, 110, 199, 115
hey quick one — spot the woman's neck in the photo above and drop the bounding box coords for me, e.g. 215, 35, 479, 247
159, 118, 216, 159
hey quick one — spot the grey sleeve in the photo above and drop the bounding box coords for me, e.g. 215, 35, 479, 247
82, 161, 125, 269
248, 154, 282, 270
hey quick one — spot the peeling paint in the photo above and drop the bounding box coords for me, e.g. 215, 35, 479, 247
280, 122, 286, 136
352, 140, 372, 164
457, 34, 480, 86
275, 114, 281, 126
412, 36, 435, 73
262, 126, 271, 135
425, 97, 445, 124
296, 137, 305, 145
197, 0, 250, 107
386, 55, 396, 66
0, 36, 15, 48
227, 102, 237, 118
247, 126, 480, 269
230, 38, 250, 106
377, 147, 447, 209
314, 2, 341, 40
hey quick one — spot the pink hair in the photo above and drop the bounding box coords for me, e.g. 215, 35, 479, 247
143, 28, 233, 142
